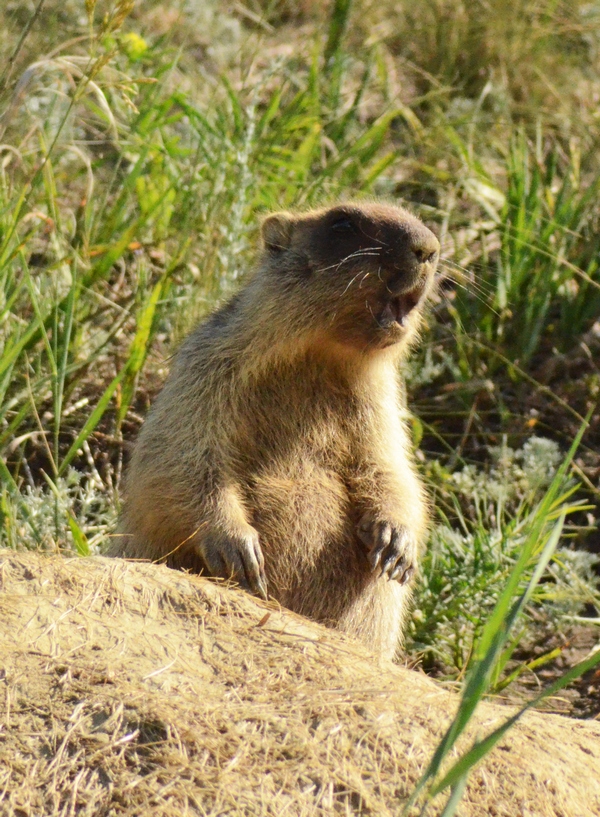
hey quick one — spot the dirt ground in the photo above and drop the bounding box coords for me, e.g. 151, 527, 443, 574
1, 550, 600, 817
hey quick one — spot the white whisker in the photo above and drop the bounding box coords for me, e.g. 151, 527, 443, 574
340, 271, 367, 297
314, 246, 382, 274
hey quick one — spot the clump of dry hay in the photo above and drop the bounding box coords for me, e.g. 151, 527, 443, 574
1, 550, 599, 816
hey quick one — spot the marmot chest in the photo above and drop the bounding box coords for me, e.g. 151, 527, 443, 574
236, 383, 357, 548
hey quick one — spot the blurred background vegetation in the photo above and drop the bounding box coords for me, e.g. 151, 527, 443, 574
1, 0, 599, 701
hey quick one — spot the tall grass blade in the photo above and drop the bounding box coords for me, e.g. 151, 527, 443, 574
117, 276, 165, 428
402, 414, 590, 814
438, 777, 468, 817
323, 0, 353, 68
430, 645, 600, 797
58, 369, 126, 476
67, 512, 91, 556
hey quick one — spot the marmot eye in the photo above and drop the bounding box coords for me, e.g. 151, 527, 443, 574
331, 217, 355, 232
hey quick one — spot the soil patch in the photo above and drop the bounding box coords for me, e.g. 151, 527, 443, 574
1, 550, 600, 816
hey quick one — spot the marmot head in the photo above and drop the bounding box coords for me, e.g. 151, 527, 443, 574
259, 202, 439, 353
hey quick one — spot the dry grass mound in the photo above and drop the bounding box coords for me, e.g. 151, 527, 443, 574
1, 550, 599, 816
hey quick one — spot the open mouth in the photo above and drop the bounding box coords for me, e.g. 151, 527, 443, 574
379, 287, 423, 328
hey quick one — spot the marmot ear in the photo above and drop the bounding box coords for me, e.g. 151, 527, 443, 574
261, 212, 294, 254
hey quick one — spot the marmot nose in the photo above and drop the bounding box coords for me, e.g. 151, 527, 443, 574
410, 229, 440, 266
385, 225, 439, 296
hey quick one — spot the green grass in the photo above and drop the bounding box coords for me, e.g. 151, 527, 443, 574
441, 131, 600, 367
403, 419, 600, 816
1, 1, 600, 812
409, 434, 596, 682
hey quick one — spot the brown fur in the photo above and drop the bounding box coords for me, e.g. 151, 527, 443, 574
109, 201, 440, 659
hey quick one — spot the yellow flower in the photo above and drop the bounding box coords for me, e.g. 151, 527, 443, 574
121, 32, 148, 62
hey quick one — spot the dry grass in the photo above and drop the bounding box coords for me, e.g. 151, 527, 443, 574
1, 0, 599, 695
0, 549, 599, 816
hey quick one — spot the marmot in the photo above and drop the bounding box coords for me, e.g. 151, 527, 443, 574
109, 201, 439, 659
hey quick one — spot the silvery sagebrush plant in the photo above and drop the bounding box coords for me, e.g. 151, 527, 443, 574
410, 435, 599, 680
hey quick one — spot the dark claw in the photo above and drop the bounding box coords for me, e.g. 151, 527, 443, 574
357, 514, 416, 584
381, 552, 401, 579
252, 568, 268, 601
195, 527, 268, 600
369, 545, 384, 572
390, 562, 414, 585
250, 539, 268, 601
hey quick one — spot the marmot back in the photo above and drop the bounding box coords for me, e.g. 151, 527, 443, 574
109, 201, 440, 660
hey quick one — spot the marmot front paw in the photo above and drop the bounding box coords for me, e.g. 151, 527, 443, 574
195, 527, 268, 600
356, 513, 416, 585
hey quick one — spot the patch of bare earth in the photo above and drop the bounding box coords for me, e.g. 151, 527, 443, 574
1, 551, 599, 816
